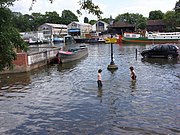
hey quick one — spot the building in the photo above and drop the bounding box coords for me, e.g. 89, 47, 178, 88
92, 21, 108, 33
68, 21, 92, 38
38, 23, 68, 40
111, 21, 135, 35
146, 20, 165, 32
20, 31, 44, 44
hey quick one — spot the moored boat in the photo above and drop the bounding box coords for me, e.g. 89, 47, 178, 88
122, 32, 180, 43
57, 45, 88, 63
53, 37, 64, 43
57, 35, 88, 63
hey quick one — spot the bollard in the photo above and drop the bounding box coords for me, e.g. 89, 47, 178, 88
135, 49, 137, 60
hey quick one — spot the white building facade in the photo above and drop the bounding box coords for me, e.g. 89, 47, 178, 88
68, 21, 92, 38
92, 21, 108, 32
38, 23, 68, 40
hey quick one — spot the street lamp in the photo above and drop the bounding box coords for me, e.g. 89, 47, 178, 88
107, 15, 118, 70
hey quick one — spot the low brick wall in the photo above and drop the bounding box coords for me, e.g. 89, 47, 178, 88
0, 47, 61, 74
13, 53, 28, 66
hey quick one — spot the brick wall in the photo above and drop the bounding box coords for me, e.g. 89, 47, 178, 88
13, 53, 28, 67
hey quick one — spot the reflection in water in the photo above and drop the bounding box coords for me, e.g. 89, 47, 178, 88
0, 72, 31, 89
0, 43, 179, 135
97, 87, 103, 103
57, 54, 88, 72
141, 57, 179, 65
130, 80, 136, 90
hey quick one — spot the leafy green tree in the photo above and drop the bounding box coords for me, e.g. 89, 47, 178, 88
149, 10, 164, 20
175, 12, 180, 30
61, 10, 79, 25
84, 17, 89, 23
12, 12, 32, 32
174, 0, 180, 12
164, 11, 176, 31
0, 7, 28, 71
30, 0, 103, 19
89, 20, 97, 25
136, 19, 147, 30
115, 13, 146, 29
100, 18, 109, 24
44, 11, 61, 24
174, 0, 180, 29
31, 12, 46, 30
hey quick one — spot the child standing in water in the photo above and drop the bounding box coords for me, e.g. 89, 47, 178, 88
97, 69, 102, 87
129, 66, 136, 81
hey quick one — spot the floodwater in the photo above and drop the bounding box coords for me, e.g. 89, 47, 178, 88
0, 43, 180, 135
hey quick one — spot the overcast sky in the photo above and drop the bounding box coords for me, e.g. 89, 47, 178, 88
10, 0, 177, 22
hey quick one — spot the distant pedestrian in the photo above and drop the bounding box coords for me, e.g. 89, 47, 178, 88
97, 69, 102, 87
129, 66, 136, 81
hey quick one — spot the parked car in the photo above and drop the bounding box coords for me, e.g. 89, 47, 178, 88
141, 44, 179, 59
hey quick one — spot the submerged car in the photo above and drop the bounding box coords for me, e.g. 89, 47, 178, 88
141, 44, 179, 59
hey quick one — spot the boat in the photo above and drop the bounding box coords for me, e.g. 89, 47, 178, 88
53, 37, 64, 43
20, 31, 45, 45
105, 37, 118, 44
57, 45, 88, 63
57, 35, 88, 63
122, 32, 180, 43
98, 38, 105, 43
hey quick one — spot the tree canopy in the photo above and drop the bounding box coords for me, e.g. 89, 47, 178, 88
115, 13, 147, 29
0, 7, 28, 71
61, 10, 79, 25
149, 10, 164, 20
30, 0, 103, 19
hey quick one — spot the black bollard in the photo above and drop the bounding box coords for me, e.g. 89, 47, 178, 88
135, 49, 137, 60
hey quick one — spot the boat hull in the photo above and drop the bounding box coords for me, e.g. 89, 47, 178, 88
57, 47, 88, 63
122, 37, 180, 43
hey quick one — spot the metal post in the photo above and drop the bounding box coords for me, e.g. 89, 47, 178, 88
110, 35, 115, 65
107, 16, 118, 71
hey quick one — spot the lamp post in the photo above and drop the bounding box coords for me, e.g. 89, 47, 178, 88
107, 16, 118, 70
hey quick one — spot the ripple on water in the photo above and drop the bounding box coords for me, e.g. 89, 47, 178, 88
0, 43, 180, 135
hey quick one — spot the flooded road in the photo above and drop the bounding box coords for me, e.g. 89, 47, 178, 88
0, 43, 180, 135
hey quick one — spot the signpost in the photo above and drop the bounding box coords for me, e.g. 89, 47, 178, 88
107, 16, 118, 71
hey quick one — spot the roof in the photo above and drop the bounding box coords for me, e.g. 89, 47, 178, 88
42, 23, 67, 28
147, 20, 165, 26
113, 22, 135, 28
69, 21, 92, 26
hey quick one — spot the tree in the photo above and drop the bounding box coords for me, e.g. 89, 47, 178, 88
84, 17, 89, 23
164, 11, 176, 31
61, 10, 79, 25
30, 0, 103, 19
12, 12, 33, 32
174, 0, 180, 29
136, 19, 147, 30
174, 0, 180, 12
31, 12, 46, 30
99, 18, 109, 24
89, 20, 97, 25
0, 7, 28, 71
44, 11, 61, 24
115, 13, 146, 29
149, 10, 164, 20
76, 0, 103, 18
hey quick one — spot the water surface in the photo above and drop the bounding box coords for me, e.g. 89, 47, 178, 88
0, 43, 179, 135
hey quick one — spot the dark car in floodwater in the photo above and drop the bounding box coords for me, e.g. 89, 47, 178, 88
141, 44, 179, 59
